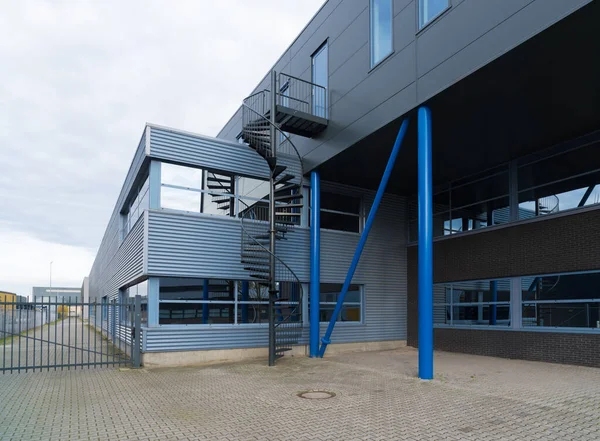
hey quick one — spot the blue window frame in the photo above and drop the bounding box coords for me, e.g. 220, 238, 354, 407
370, 0, 393, 67
419, 0, 449, 29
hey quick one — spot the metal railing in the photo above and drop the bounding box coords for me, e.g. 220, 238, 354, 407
279, 72, 327, 119
0, 297, 142, 374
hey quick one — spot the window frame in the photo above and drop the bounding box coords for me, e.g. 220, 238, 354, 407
370, 0, 394, 68
311, 283, 364, 324
318, 190, 363, 233
418, 0, 451, 31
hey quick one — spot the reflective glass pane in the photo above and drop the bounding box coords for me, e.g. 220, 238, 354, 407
321, 211, 359, 232
238, 177, 269, 200
161, 186, 201, 212
203, 194, 233, 216
312, 43, 328, 117
523, 303, 599, 328
159, 303, 234, 325
419, 0, 449, 28
370, 0, 393, 66
162, 163, 203, 189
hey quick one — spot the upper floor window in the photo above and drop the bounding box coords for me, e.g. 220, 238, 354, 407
370, 0, 393, 67
160, 163, 234, 217
123, 176, 149, 238
419, 0, 449, 29
320, 191, 362, 233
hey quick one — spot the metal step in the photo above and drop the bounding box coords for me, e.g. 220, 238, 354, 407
274, 174, 295, 186
274, 183, 299, 194
275, 212, 301, 217
275, 193, 303, 202
276, 203, 303, 209
274, 348, 293, 354
273, 165, 287, 179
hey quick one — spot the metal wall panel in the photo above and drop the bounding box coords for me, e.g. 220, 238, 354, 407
216, 0, 591, 170
89, 130, 148, 303
144, 182, 407, 351
148, 125, 270, 179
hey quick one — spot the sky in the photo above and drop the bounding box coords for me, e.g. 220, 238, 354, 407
0, 0, 325, 298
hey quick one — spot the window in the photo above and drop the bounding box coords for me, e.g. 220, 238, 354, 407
161, 163, 234, 217
311, 42, 328, 118
522, 272, 600, 329
370, 0, 393, 67
158, 278, 301, 325
310, 283, 362, 323
517, 142, 600, 220
319, 191, 362, 233
123, 176, 149, 238
120, 280, 148, 326
419, 0, 449, 29
409, 165, 509, 242
434, 279, 511, 327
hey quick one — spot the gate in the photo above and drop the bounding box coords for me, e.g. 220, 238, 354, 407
0, 295, 142, 374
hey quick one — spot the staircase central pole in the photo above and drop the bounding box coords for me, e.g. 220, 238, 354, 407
268, 70, 278, 367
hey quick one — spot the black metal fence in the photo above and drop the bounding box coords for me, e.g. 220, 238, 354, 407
0, 296, 142, 374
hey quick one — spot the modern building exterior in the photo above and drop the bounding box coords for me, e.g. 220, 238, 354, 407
32, 286, 81, 303
89, 0, 600, 368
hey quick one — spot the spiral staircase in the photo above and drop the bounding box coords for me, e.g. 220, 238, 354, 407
208, 71, 327, 365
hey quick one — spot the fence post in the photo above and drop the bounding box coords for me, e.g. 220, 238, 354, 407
133, 295, 141, 368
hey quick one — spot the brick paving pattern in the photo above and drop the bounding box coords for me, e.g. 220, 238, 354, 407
0, 347, 599, 440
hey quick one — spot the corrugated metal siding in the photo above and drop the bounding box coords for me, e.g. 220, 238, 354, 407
148, 125, 270, 179
89, 129, 148, 302
144, 182, 407, 352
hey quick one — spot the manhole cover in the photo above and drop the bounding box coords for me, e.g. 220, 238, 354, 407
297, 390, 336, 399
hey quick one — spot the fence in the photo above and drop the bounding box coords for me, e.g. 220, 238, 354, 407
0, 296, 142, 374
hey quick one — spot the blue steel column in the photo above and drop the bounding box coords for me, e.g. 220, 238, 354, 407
310, 171, 321, 357
418, 106, 434, 380
202, 279, 209, 324
241, 280, 249, 324
318, 118, 410, 358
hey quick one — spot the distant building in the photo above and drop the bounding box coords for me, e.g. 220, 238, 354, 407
32, 287, 81, 303
0, 291, 17, 309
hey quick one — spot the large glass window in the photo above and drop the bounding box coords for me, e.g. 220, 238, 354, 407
318, 191, 362, 233
159, 278, 294, 325
161, 163, 234, 217
518, 142, 600, 220
419, 0, 449, 29
123, 176, 149, 237
370, 0, 393, 67
434, 279, 511, 327
371, 0, 393, 67
409, 165, 509, 241
311, 42, 328, 118
522, 272, 600, 329
310, 283, 362, 323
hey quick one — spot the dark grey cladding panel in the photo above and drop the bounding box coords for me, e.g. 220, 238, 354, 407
148, 125, 270, 179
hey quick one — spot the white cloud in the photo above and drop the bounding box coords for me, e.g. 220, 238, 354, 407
0, 0, 325, 295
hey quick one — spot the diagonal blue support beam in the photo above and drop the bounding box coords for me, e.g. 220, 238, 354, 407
318, 117, 410, 358
578, 185, 595, 207
418, 106, 433, 380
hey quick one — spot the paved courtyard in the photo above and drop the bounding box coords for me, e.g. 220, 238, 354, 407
0, 347, 599, 440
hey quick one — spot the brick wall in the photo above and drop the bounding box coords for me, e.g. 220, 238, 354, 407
407, 208, 600, 367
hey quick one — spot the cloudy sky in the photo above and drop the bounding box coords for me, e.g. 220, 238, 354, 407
0, 0, 324, 298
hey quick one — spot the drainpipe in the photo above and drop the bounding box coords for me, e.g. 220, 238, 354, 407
418, 106, 434, 380
310, 171, 321, 357
318, 117, 410, 357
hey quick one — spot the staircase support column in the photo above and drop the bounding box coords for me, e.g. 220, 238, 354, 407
418, 106, 434, 380
268, 70, 278, 367
309, 171, 321, 358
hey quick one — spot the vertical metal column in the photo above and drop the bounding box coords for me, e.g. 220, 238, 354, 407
418, 106, 434, 380
241, 280, 249, 324
202, 279, 209, 324
489, 280, 498, 325
133, 295, 141, 368
268, 70, 278, 367
309, 171, 321, 357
